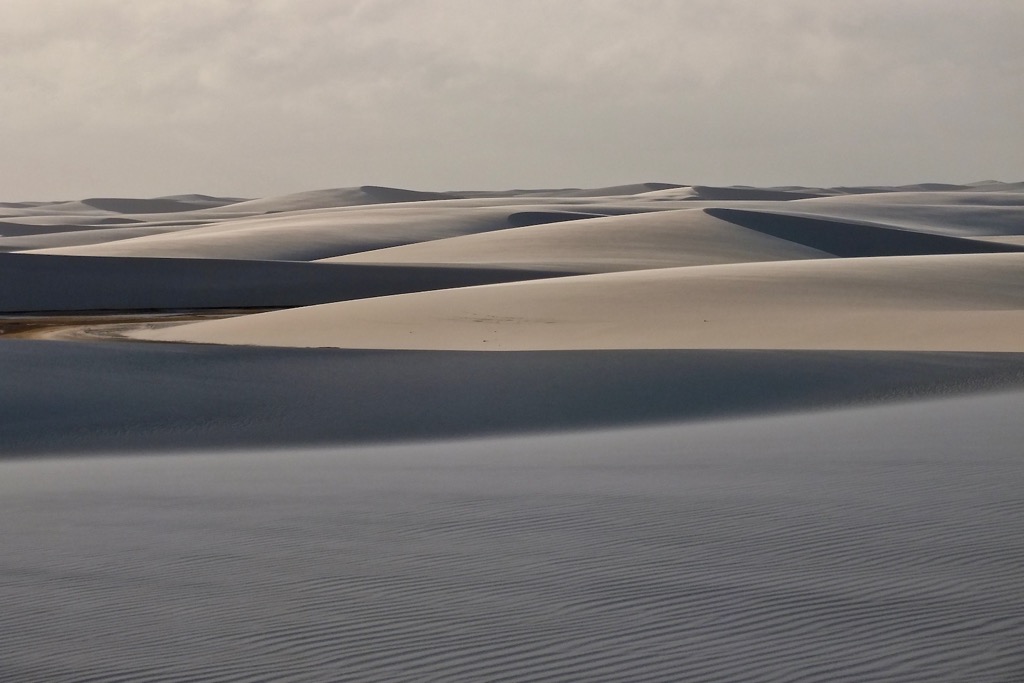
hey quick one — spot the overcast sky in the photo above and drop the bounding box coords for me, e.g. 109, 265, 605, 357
2, 0, 1021, 199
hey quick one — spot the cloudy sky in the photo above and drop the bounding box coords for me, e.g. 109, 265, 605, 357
2, 0, 1021, 199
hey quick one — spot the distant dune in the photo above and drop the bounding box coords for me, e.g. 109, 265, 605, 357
2, 178, 1022, 433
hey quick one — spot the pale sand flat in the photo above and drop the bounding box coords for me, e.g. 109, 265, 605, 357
135, 252, 1024, 352
0, 225, 197, 251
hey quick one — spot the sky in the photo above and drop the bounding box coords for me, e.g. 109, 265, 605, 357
1, 0, 1022, 199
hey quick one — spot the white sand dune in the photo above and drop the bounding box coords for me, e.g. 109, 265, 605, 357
24, 203, 658, 261
0, 195, 242, 217
703, 209, 1024, 256
8, 182, 1022, 350
766, 191, 1024, 238
684, 185, 834, 200
3, 392, 1023, 681
0, 224, 195, 251
197, 185, 457, 214
324, 208, 833, 272
452, 181, 685, 198
136, 252, 1024, 352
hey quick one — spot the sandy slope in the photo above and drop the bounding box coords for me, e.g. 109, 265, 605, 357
4, 340, 1024, 455
5, 181, 1024, 683
4, 392, 1023, 681
763, 191, 1024, 238
136, 252, 1024, 352
323, 208, 833, 272
24, 204, 648, 261
0, 253, 564, 313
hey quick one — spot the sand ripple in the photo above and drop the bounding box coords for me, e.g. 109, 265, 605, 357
1, 392, 1022, 681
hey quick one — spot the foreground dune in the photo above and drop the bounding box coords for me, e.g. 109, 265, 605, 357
4, 341, 1023, 455
136, 252, 1024, 352
4, 390, 1022, 681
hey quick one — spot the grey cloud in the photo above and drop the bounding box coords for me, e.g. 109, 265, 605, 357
0, 0, 1020, 198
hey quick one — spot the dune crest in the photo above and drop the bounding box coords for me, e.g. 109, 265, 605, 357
135, 252, 1024, 352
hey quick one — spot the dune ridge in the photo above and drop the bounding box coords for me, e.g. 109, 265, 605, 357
324, 208, 833, 272
704, 208, 1024, 257
136, 252, 1024, 352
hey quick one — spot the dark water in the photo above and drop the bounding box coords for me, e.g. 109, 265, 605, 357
1, 391, 1023, 681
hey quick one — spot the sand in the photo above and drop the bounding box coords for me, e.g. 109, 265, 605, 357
3, 180, 1024, 681
3, 392, 1023, 681
3, 178, 1022, 427
136, 252, 1024, 351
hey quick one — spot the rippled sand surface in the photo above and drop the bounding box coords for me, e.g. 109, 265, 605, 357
4, 182, 1024, 680
2, 390, 1022, 682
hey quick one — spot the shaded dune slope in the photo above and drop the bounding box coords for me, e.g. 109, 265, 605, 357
0, 253, 568, 313
199, 185, 457, 215
705, 208, 1024, 257
0, 225, 195, 251
688, 185, 831, 201
326, 209, 832, 272
24, 205, 638, 261
79, 197, 227, 214
3, 340, 1023, 456
768, 192, 1024, 238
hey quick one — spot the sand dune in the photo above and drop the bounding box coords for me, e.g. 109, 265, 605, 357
138, 252, 1024, 351
0, 224, 195, 251
0, 253, 564, 313
3, 180, 1023, 683
705, 209, 1024, 256
4, 340, 1023, 454
198, 185, 457, 214
769, 203, 1024, 238
25, 204, 649, 260
325, 208, 832, 272
0, 195, 242, 217
4, 393, 1023, 681
686, 185, 832, 200
8, 182, 1021, 353
452, 181, 685, 198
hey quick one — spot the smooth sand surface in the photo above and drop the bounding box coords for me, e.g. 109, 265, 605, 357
763, 193, 1024, 238
25, 204, 647, 261
137, 252, 1024, 351
323, 208, 833, 272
